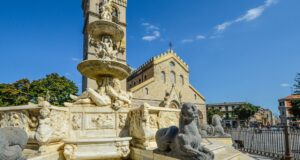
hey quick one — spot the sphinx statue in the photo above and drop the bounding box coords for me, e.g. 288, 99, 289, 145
210, 115, 231, 137
201, 115, 230, 138
0, 127, 28, 160
155, 103, 214, 160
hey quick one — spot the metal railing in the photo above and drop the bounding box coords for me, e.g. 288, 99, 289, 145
229, 127, 300, 160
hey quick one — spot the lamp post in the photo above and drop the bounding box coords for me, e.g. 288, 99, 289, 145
284, 117, 292, 160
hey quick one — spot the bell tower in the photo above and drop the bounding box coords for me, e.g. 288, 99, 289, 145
82, 0, 128, 91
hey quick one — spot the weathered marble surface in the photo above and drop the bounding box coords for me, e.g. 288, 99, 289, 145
128, 103, 180, 149
0, 127, 28, 160
0, 103, 69, 154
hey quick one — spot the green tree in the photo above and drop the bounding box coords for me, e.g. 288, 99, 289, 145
290, 100, 300, 118
0, 79, 31, 106
233, 103, 260, 126
207, 108, 223, 124
293, 73, 300, 94
0, 73, 78, 107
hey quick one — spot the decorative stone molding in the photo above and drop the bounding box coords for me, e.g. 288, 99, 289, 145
128, 103, 180, 149
0, 104, 69, 154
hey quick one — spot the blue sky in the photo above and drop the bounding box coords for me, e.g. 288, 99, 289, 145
0, 0, 300, 115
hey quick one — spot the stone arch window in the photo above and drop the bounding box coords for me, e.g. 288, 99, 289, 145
111, 6, 119, 23
144, 75, 147, 80
180, 75, 184, 85
145, 88, 149, 95
170, 61, 175, 67
160, 71, 166, 83
194, 94, 197, 100
170, 71, 176, 84
169, 100, 180, 109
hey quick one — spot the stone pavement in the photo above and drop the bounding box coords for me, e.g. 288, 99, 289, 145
248, 154, 275, 160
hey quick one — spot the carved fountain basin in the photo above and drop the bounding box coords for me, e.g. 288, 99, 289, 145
87, 20, 124, 42
77, 60, 131, 80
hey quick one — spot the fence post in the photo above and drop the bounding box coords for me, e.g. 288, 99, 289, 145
284, 125, 292, 160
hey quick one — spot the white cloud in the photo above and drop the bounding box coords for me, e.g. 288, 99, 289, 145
236, 6, 265, 22
141, 22, 161, 42
181, 39, 194, 43
71, 57, 80, 62
280, 83, 291, 88
215, 0, 278, 33
142, 23, 159, 30
142, 31, 160, 41
216, 22, 232, 32
196, 35, 206, 40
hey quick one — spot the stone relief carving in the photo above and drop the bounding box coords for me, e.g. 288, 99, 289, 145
149, 114, 158, 128
158, 112, 179, 128
92, 114, 115, 129
89, 36, 119, 61
64, 144, 77, 160
0, 111, 38, 139
50, 109, 68, 139
99, 0, 113, 21
119, 113, 127, 128
116, 141, 130, 157
155, 103, 214, 160
71, 114, 82, 130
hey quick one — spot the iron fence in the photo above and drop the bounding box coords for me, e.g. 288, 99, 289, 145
229, 128, 300, 160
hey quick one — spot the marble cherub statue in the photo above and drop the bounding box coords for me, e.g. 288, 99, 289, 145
100, 0, 113, 21
35, 106, 54, 153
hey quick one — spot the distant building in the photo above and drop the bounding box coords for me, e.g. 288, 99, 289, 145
278, 94, 300, 126
206, 102, 247, 127
249, 108, 274, 127
127, 49, 207, 124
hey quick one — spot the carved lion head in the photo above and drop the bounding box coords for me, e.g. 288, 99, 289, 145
180, 103, 198, 123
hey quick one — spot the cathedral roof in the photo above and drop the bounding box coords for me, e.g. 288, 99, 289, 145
130, 49, 189, 77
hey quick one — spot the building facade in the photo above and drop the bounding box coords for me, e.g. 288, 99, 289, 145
249, 108, 274, 127
278, 94, 300, 126
127, 49, 207, 124
82, 0, 128, 90
206, 102, 247, 127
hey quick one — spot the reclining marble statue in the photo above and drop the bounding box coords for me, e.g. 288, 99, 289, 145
65, 78, 132, 109
155, 103, 214, 160
0, 127, 28, 160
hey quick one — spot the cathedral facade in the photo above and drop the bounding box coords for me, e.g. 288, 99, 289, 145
127, 49, 207, 124
81, 0, 207, 124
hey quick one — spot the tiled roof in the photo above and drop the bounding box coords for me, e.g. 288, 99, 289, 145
280, 94, 300, 100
